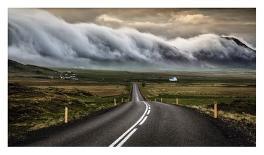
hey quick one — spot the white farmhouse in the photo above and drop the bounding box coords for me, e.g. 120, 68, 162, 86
169, 76, 178, 82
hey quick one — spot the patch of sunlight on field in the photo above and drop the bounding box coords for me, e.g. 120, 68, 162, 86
144, 83, 256, 97
34, 85, 127, 97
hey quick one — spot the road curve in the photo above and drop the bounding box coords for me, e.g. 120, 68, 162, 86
24, 83, 230, 146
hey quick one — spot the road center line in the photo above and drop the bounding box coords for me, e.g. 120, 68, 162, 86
116, 128, 138, 147
109, 101, 148, 147
139, 116, 148, 125
147, 110, 150, 115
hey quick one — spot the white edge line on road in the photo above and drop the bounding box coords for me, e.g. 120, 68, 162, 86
116, 128, 138, 147
139, 116, 148, 125
109, 101, 148, 147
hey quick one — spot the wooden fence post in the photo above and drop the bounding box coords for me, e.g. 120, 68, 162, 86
155, 98, 156, 102
114, 98, 116, 106
176, 98, 179, 105
214, 101, 218, 118
64, 106, 68, 123
161, 98, 162, 102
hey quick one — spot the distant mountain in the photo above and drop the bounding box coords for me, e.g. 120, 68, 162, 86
8, 59, 58, 75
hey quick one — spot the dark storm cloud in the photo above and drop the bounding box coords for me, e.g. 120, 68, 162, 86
8, 9, 256, 71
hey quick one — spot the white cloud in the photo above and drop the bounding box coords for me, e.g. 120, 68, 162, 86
96, 14, 124, 23
169, 14, 213, 24
96, 14, 169, 28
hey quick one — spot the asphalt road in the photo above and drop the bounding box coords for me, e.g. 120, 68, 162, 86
27, 83, 231, 146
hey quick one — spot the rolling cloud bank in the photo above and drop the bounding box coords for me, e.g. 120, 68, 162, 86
8, 10, 256, 71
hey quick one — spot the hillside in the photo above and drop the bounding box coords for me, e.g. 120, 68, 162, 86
8, 59, 58, 76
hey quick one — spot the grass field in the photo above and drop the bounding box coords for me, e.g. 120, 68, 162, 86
140, 77, 256, 124
8, 82, 130, 142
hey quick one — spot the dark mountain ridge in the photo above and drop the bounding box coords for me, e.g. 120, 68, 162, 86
8, 59, 58, 75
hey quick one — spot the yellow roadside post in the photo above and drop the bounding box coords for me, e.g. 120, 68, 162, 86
214, 101, 218, 118
64, 106, 68, 123
114, 98, 116, 106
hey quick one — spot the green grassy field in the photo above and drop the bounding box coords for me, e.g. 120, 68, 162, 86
140, 78, 256, 124
8, 83, 130, 141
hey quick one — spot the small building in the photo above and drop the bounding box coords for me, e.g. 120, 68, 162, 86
169, 76, 178, 82
60, 71, 78, 81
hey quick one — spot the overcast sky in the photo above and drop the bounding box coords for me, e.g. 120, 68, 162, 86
44, 8, 256, 46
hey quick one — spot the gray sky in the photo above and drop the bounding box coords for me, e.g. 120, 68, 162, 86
44, 8, 256, 46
